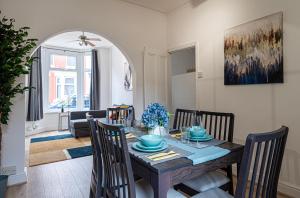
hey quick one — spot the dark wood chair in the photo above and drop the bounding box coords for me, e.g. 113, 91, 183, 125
197, 111, 234, 142
107, 106, 135, 126
192, 126, 289, 198
181, 111, 235, 195
173, 108, 198, 130
87, 114, 103, 198
97, 121, 185, 198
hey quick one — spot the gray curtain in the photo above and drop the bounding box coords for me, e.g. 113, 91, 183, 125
90, 49, 100, 110
26, 47, 43, 121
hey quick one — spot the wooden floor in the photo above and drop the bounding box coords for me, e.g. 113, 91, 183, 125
6, 156, 93, 198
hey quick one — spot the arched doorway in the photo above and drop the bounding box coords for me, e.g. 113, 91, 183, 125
26, 31, 134, 135
25, 31, 136, 173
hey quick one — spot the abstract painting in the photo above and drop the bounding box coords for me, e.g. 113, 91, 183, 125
124, 62, 133, 91
224, 12, 283, 85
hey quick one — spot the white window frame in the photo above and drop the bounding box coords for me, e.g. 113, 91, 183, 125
83, 54, 92, 109
43, 47, 91, 113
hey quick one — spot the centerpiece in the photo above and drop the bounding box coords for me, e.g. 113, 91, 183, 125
141, 103, 169, 136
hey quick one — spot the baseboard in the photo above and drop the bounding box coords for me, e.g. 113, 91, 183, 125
278, 181, 300, 198
7, 167, 28, 186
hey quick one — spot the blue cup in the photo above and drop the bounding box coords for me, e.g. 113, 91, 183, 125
189, 126, 206, 138
140, 134, 163, 147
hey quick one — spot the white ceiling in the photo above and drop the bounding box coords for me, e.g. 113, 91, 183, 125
120, 0, 190, 13
43, 31, 113, 50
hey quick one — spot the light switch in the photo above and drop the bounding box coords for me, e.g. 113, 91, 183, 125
197, 71, 204, 78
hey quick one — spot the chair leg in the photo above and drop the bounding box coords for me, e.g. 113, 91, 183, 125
226, 165, 234, 195
89, 188, 95, 198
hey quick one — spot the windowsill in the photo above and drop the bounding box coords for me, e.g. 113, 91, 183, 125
44, 111, 60, 115
45, 110, 72, 114
45, 108, 90, 114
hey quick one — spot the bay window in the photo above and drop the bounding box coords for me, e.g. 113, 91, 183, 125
43, 47, 92, 112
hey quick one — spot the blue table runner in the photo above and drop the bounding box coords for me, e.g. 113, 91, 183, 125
187, 146, 230, 165
165, 139, 230, 165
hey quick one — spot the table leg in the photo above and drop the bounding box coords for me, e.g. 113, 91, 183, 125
151, 172, 171, 198
227, 165, 234, 195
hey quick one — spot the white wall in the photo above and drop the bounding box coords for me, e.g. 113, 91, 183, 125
1, 77, 27, 185
25, 114, 62, 136
111, 47, 133, 105
167, 0, 300, 196
0, 0, 167, 185
99, 47, 112, 110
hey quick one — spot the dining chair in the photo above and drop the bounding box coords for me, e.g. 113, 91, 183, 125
97, 121, 186, 198
197, 111, 234, 142
192, 126, 289, 198
107, 106, 135, 126
173, 108, 198, 130
181, 111, 235, 194
87, 114, 103, 198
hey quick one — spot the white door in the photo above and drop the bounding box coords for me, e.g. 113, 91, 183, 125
143, 48, 168, 108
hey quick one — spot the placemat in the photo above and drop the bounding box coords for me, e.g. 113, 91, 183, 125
165, 139, 230, 165
128, 141, 192, 165
187, 146, 230, 165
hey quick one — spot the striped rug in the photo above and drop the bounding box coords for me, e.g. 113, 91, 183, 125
29, 134, 92, 166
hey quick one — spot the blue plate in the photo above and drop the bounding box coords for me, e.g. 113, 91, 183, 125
132, 141, 168, 153
136, 141, 165, 150
188, 134, 213, 142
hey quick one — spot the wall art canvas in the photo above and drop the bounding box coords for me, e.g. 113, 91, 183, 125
224, 12, 283, 85
124, 62, 133, 91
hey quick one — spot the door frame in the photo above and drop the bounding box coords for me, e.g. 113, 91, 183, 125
167, 41, 199, 112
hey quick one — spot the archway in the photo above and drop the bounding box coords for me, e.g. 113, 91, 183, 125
26, 30, 135, 134
25, 30, 136, 171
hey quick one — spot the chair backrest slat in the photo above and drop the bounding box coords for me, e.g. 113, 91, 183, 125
173, 109, 198, 129
97, 121, 136, 198
235, 126, 288, 198
255, 141, 269, 198
224, 116, 228, 141
197, 111, 235, 142
249, 142, 261, 198
209, 115, 213, 135
218, 116, 223, 140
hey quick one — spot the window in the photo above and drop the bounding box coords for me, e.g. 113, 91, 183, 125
50, 54, 77, 69
44, 48, 92, 112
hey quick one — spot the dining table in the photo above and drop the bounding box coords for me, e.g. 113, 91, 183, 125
98, 119, 244, 198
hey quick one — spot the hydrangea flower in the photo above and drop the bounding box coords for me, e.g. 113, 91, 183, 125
142, 103, 169, 128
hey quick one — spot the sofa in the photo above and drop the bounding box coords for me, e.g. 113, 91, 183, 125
69, 110, 106, 138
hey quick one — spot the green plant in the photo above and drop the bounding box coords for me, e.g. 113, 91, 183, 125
0, 11, 37, 165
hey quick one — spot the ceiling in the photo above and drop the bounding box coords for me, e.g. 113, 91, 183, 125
119, 0, 190, 13
43, 31, 113, 50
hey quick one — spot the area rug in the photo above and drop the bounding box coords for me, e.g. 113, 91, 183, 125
29, 134, 92, 166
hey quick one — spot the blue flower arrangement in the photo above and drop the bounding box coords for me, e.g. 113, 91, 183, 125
142, 103, 169, 129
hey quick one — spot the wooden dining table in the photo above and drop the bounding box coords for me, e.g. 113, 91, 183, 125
98, 119, 244, 198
